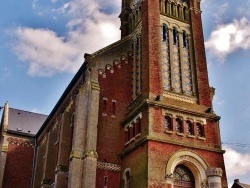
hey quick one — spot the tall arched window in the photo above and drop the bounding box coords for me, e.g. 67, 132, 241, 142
186, 121, 194, 135
182, 31, 188, 48
163, 25, 167, 41
171, 3, 175, 16
173, 27, 178, 44
197, 123, 205, 137
123, 169, 131, 188
165, 116, 172, 131
173, 165, 195, 188
176, 118, 183, 133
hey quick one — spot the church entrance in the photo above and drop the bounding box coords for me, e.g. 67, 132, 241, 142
173, 165, 195, 188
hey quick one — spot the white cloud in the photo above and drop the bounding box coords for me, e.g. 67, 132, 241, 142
10, 0, 120, 77
224, 147, 250, 177
205, 17, 250, 61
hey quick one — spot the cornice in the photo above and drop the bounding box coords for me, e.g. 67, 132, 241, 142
120, 135, 225, 157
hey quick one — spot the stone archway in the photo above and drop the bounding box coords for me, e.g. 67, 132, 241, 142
165, 150, 209, 188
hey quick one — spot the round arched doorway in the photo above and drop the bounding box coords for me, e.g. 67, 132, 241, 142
173, 165, 195, 188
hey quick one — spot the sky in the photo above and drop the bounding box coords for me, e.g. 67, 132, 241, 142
0, 0, 249, 186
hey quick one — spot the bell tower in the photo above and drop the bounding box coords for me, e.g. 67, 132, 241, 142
120, 0, 228, 187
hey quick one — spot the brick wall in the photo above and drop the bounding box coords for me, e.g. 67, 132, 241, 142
2, 138, 34, 188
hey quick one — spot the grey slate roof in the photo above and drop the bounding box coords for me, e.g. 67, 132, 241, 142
8, 108, 47, 136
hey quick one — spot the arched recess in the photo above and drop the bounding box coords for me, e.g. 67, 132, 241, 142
165, 150, 208, 188
122, 168, 131, 188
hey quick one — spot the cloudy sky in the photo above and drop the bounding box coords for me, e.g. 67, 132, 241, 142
0, 0, 249, 186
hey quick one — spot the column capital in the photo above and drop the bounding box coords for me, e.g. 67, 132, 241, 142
205, 167, 223, 178
1, 145, 8, 153
84, 150, 98, 159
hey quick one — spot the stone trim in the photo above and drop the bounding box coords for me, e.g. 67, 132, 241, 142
7, 137, 34, 148
165, 150, 209, 188
70, 150, 85, 159
162, 109, 206, 124
84, 150, 98, 158
163, 91, 197, 104
1, 145, 8, 152
97, 161, 121, 172
205, 168, 223, 178
91, 81, 100, 91
70, 150, 98, 160
124, 112, 142, 130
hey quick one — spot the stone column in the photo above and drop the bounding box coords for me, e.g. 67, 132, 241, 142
41, 124, 59, 188
0, 144, 8, 188
0, 102, 9, 187
68, 82, 90, 188
54, 110, 72, 188
33, 137, 47, 188
82, 80, 100, 188
206, 168, 223, 188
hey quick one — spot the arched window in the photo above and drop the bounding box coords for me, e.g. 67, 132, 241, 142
186, 121, 194, 135
171, 3, 175, 16
176, 118, 183, 133
183, 6, 189, 21
165, 0, 168, 14
165, 116, 172, 131
183, 31, 188, 48
163, 25, 167, 41
177, 4, 181, 18
173, 27, 178, 44
123, 169, 131, 188
197, 123, 205, 137
173, 165, 195, 188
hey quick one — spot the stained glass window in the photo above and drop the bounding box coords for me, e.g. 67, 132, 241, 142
173, 165, 195, 188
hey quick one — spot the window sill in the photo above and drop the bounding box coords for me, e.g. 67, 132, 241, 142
165, 130, 173, 134
187, 135, 195, 139
198, 137, 206, 141
176, 133, 184, 136
135, 133, 141, 138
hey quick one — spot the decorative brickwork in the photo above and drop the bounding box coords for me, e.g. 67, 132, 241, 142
97, 162, 121, 172
7, 137, 34, 147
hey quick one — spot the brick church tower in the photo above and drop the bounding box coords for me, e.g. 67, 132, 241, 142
118, 0, 228, 187
31, 0, 228, 188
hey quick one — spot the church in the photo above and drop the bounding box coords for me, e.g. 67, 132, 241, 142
1, 0, 228, 187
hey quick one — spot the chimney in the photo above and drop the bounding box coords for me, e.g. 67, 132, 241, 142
234, 179, 240, 183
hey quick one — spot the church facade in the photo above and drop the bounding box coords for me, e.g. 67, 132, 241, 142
30, 0, 228, 187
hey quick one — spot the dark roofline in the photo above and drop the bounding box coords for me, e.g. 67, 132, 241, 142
7, 130, 36, 138
35, 61, 88, 138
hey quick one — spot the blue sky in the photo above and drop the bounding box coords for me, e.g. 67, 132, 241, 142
0, 0, 249, 186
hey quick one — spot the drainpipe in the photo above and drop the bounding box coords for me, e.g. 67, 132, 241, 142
30, 137, 37, 188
